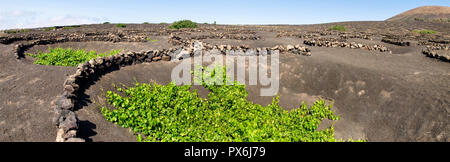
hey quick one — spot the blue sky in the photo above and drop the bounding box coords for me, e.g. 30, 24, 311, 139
0, 0, 449, 30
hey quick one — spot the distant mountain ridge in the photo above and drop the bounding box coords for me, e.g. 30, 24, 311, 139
387, 6, 450, 22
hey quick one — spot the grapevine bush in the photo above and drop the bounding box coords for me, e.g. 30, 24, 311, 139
116, 24, 127, 28
26, 48, 120, 67
329, 25, 346, 31
413, 29, 437, 35
168, 20, 198, 29
102, 65, 359, 142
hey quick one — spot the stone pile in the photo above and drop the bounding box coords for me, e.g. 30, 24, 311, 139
278, 31, 374, 41
304, 38, 390, 53
381, 37, 411, 46
418, 40, 450, 49
169, 34, 185, 46
277, 31, 337, 39
276, 31, 302, 38
170, 37, 312, 56
211, 28, 257, 35
268, 44, 311, 56
299, 33, 322, 39
429, 39, 450, 44
309, 31, 334, 36
422, 46, 450, 62
189, 33, 260, 41
339, 33, 372, 40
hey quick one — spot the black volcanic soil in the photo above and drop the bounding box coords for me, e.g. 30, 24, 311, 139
0, 21, 449, 142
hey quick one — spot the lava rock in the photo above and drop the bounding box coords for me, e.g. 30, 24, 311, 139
54, 95, 74, 110
152, 56, 162, 61
59, 111, 78, 132
162, 55, 171, 61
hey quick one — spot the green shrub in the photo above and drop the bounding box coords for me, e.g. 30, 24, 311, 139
62, 26, 80, 30
168, 20, 198, 29
413, 29, 437, 35
4, 29, 30, 34
414, 17, 425, 21
146, 37, 159, 42
26, 48, 120, 67
44, 27, 56, 31
330, 25, 346, 31
143, 22, 150, 24
116, 24, 127, 28
103, 22, 111, 24
101, 65, 361, 142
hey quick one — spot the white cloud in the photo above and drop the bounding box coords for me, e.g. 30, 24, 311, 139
0, 10, 107, 30
1, 10, 37, 18
31, 15, 106, 28
0, 10, 38, 30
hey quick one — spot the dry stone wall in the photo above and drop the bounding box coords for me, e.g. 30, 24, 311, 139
422, 46, 450, 62
52, 41, 311, 142
381, 37, 411, 46
188, 33, 260, 41
418, 40, 450, 49
303, 38, 391, 53
10, 34, 150, 59
0, 31, 150, 45
339, 32, 373, 40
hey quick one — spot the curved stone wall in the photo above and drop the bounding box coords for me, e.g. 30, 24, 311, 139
10, 34, 150, 59
51, 41, 311, 142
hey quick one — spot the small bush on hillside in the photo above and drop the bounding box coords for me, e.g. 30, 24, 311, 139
168, 20, 198, 29
103, 22, 111, 24
413, 29, 437, 35
116, 24, 127, 28
330, 25, 346, 31
26, 48, 120, 67
62, 26, 80, 30
44, 27, 56, 31
414, 18, 425, 22
146, 37, 159, 42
